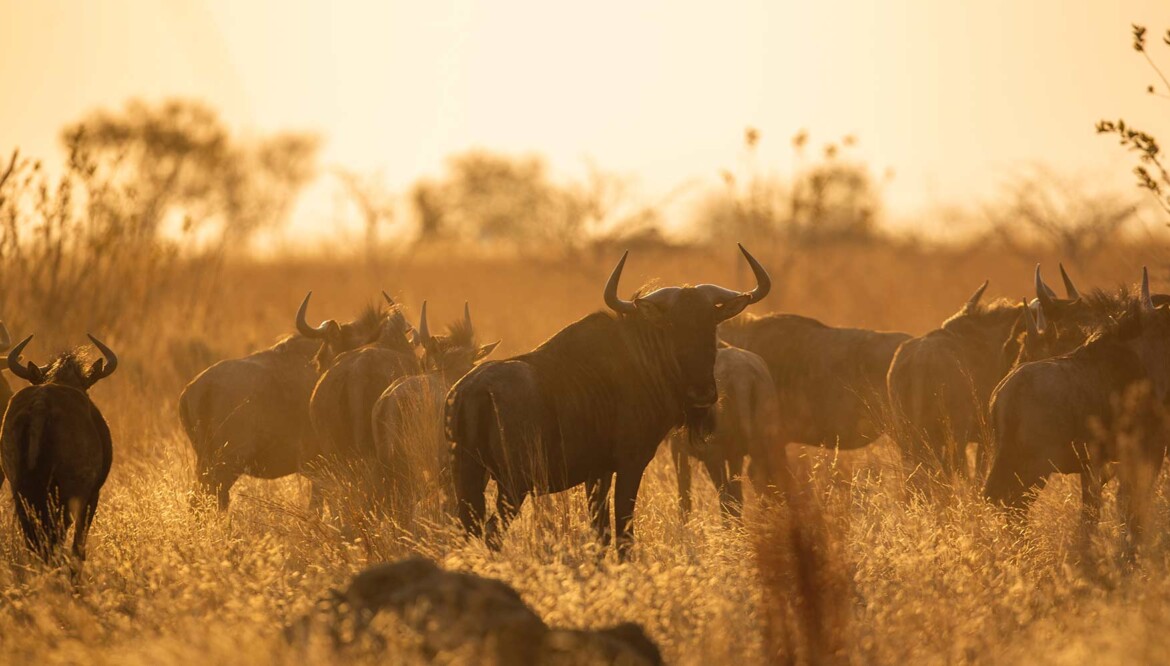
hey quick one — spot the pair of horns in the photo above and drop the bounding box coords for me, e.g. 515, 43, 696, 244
415, 301, 474, 343
1020, 297, 1047, 337
1034, 264, 1081, 306
6, 334, 118, 384
296, 291, 397, 339
604, 243, 771, 315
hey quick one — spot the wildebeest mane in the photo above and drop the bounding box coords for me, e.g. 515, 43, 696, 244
42, 348, 95, 386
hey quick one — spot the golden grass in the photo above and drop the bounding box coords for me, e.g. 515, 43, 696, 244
2, 243, 1170, 664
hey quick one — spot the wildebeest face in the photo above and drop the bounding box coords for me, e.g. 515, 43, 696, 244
604, 244, 769, 410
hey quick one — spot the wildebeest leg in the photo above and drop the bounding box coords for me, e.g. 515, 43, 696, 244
71, 491, 100, 564
486, 484, 526, 551
453, 451, 489, 539
1116, 444, 1164, 556
614, 466, 647, 559
585, 474, 613, 547
703, 455, 744, 520
669, 435, 693, 518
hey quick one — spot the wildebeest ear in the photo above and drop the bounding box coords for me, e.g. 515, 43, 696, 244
475, 340, 501, 361
632, 298, 669, 324
25, 361, 44, 385
86, 359, 106, 386
714, 294, 752, 322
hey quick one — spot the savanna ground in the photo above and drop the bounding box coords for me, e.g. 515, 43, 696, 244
3, 243, 1170, 664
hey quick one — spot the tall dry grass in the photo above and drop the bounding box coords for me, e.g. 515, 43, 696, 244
2, 237, 1170, 663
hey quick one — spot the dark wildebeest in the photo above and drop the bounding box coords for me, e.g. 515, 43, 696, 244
886, 282, 1026, 478
289, 556, 663, 665
305, 292, 419, 502
716, 311, 909, 480
0, 334, 116, 566
178, 293, 396, 509
985, 270, 1170, 547
446, 245, 770, 555
371, 301, 499, 520
668, 344, 778, 519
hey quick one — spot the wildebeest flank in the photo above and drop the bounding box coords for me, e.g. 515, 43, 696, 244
718, 312, 909, 459
446, 244, 770, 555
0, 334, 117, 566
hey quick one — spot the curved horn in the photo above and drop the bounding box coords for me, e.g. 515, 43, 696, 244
87, 334, 118, 381
295, 292, 332, 339
417, 300, 431, 342
1021, 298, 1038, 338
6, 334, 37, 382
1141, 266, 1155, 312
966, 280, 989, 310
1058, 263, 1081, 300
604, 251, 636, 314
1034, 265, 1056, 310
737, 243, 771, 304
0, 320, 10, 353
463, 302, 474, 338
382, 291, 396, 307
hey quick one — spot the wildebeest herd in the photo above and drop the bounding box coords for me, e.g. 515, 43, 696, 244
2, 246, 1169, 660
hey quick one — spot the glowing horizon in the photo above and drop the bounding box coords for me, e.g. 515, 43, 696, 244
3, 0, 1169, 241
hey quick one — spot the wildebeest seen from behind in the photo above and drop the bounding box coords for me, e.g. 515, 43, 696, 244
886, 281, 1024, 478
179, 293, 395, 510
446, 244, 770, 556
668, 344, 778, 519
371, 301, 499, 521
716, 310, 909, 471
305, 292, 420, 504
985, 270, 1170, 548
1, 334, 116, 566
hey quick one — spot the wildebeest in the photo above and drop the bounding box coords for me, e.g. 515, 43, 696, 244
446, 245, 770, 555
0, 334, 116, 565
985, 270, 1170, 546
668, 344, 778, 518
717, 311, 909, 466
371, 301, 498, 520
306, 292, 420, 502
289, 556, 663, 665
886, 282, 1024, 477
179, 293, 396, 509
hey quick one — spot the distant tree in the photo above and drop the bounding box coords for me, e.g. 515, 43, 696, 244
983, 166, 1138, 260
333, 167, 395, 265
1097, 25, 1170, 217
62, 98, 319, 246
697, 128, 886, 245
408, 150, 588, 249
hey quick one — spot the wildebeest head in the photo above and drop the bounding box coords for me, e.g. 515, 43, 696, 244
6, 334, 118, 390
413, 301, 499, 380
604, 243, 770, 410
296, 291, 413, 372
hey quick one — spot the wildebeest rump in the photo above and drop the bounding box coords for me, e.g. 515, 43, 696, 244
668, 344, 778, 518
371, 301, 498, 520
290, 556, 663, 665
446, 245, 770, 555
0, 334, 117, 565
718, 312, 909, 458
178, 294, 395, 509
985, 270, 1170, 544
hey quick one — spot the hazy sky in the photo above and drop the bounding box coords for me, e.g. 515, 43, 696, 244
3, 0, 1170, 236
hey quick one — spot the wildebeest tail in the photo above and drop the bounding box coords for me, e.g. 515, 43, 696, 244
24, 392, 48, 471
